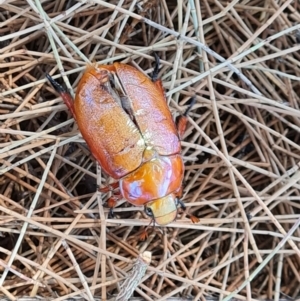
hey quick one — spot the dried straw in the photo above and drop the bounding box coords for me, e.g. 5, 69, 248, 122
0, 0, 300, 300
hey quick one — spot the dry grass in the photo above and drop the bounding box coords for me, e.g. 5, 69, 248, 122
0, 0, 300, 300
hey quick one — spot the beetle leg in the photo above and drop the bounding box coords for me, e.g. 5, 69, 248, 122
106, 195, 122, 219
46, 74, 77, 120
177, 198, 199, 223
99, 182, 119, 193
177, 97, 196, 139
150, 54, 168, 103
107, 196, 118, 208
177, 198, 186, 211
139, 229, 148, 241
151, 52, 160, 82
108, 208, 115, 219
100, 183, 121, 218
139, 219, 155, 241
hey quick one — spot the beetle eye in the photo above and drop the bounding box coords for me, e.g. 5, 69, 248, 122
144, 206, 154, 217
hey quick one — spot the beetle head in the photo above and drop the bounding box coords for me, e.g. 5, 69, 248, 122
144, 194, 177, 225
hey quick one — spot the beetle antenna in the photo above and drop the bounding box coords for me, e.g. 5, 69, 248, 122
152, 52, 160, 82
183, 96, 196, 116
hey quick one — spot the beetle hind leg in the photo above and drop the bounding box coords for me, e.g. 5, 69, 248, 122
151, 52, 160, 82
177, 97, 196, 139
46, 74, 76, 119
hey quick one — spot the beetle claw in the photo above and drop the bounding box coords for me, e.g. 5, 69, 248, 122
139, 229, 148, 241
46, 74, 65, 94
152, 52, 160, 82
183, 97, 196, 117
188, 214, 199, 223
108, 208, 115, 219
139, 218, 155, 240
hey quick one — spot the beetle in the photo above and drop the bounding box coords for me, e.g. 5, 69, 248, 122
46, 54, 195, 226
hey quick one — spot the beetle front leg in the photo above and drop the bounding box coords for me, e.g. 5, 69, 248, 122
99, 182, 121, 218
46, 74, 77, 120
177, 97, 196, 139
107, 195, 121, 219
177, 198, 199, 223
139, 219, 155, 241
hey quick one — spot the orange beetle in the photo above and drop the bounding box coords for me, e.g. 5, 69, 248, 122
47, 55, 194, 226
